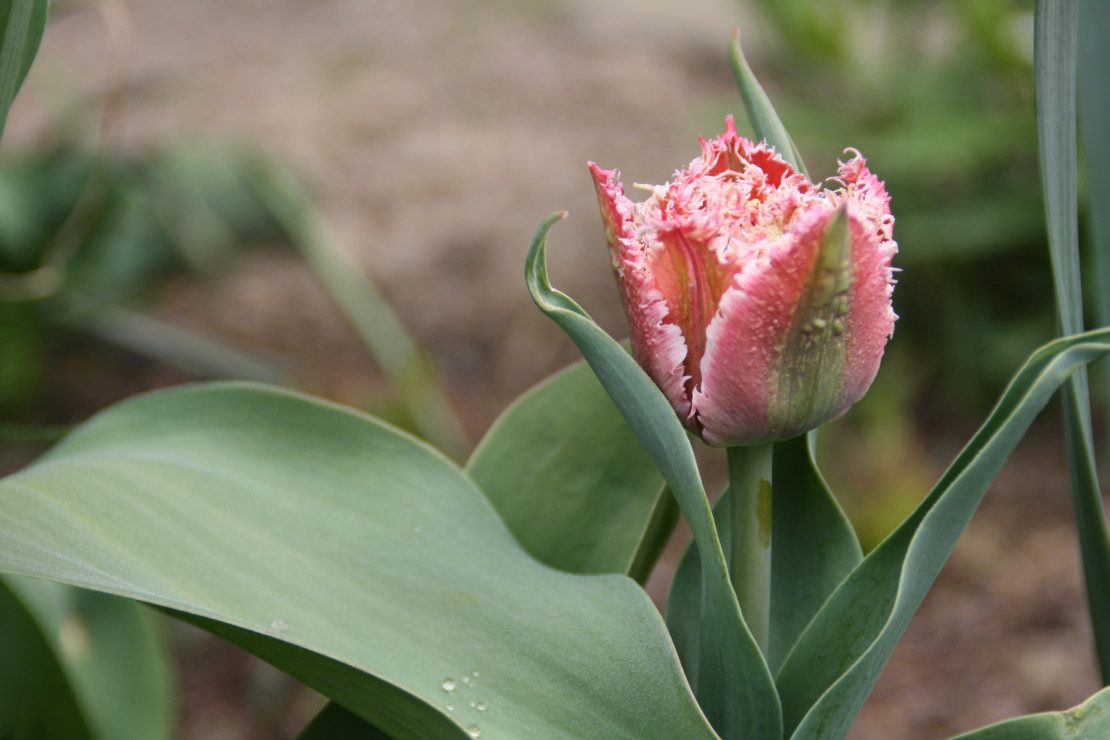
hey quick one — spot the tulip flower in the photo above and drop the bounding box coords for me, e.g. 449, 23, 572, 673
589, 116, 897, 447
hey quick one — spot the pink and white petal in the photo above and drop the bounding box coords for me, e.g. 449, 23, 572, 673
624, 267, 693, 424
839, 213, 898, 404
588, 162, 637, 268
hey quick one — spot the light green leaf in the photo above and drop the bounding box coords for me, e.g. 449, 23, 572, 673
0, 0, 47, 140
775, 328, 1110, 739
729, 29, 808, 176
526, 213, 781, 740
466, 360, 674, 581
0, 382, 718, 740
945, 685, 1110, 739
1035, 0, 1110, 683
0, 574, 172, 740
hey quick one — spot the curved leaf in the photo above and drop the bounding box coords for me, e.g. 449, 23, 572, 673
729, 29, 807, 176
665, 434, 861, 678
0, 0, 47, 139
775, 328, 1110, 739
526, 213, 781, 740
467, 360, 673, 581
945, 685, 1110, 739
0, 382, 718, 740
0, 574, 172, 740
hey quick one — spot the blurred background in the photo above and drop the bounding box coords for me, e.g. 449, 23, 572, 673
0, 0, 1099, 737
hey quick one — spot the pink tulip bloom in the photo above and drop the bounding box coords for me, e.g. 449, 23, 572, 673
589, 117, 897, 446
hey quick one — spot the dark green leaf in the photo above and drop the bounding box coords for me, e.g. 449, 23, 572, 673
0, 0, 47, 140
295, 702, 396, 740
1035, 0, 1110, 683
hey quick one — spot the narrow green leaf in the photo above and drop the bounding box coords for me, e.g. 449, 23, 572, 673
775, 328, 1110, 739
0, 383, 718, 740
0, 575, 172, 740
295, 702, 396, 740
526, 213, 781, 740
945, 684, 1110, 739
1035, 0, 1110, 683
666, 435, 862, 679
729, 29, 808, 176
0, 0, 47, 140
466, 360, 672, 580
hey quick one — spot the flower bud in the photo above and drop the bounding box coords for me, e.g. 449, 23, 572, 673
589, 117, 897, 446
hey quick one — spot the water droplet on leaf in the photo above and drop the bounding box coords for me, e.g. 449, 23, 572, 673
442, 678, 457, 692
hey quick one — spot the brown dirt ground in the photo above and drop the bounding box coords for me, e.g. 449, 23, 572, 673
5, 0, 1106, 738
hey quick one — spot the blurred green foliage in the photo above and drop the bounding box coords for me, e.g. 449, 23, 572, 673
731, 0, 1052, 414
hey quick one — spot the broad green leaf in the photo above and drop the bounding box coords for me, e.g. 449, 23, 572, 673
0, 0, 47, 139
0, 383, 718, 740
665, 435, 862, 678
1035, 0, 1110, 683
526, 213, 781, 740
775, 328, 1110, 740
945, 685, 1110, 739
0, 574, 172, 740
295, 702, 394, 740
729, 29, 808, 176
466, 360, 673, 581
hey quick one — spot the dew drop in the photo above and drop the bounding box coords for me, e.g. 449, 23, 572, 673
476, 701, 488, 712
413, 525, 421, 533
465, 724, 482, 738
269, 619, 289, 633
811, 317, 827, 330
446, 704, 455, 712
462, 675, 471, 686
441, 678, 457, 692
472, 670, 481, 678
832, 318, 845, 335
469, 701, 476, 708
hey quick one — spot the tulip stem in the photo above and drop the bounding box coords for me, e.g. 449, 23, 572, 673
727, 442, 773, 658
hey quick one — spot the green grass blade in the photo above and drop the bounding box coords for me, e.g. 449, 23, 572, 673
0, 0, 47, 139
775, 328, 1110, 739
1035, 0, 1110, 683
526, 213, 781, 739
466, 361, 673, 581
0, 382, 719, 740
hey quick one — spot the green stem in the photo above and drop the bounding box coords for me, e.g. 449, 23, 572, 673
727, 443, 774, 657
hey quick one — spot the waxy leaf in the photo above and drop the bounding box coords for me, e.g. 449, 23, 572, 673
0, 0, 47, 138
946, 685, 1110, 739
776, 328, 1110, 739
467, 360, 673, 581
526, 213, 781, 740
1034, 0, 1110, 683
0, 383, 718, 740
729, 29, 808, 176
665, 434, 861, 677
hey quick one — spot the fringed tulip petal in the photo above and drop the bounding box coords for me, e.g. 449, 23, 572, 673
590, 118, 897, 446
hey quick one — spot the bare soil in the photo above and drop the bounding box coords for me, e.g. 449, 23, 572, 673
6, 0, 1105, 737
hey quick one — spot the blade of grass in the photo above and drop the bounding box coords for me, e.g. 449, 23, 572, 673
1035, 0, 1110, 683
